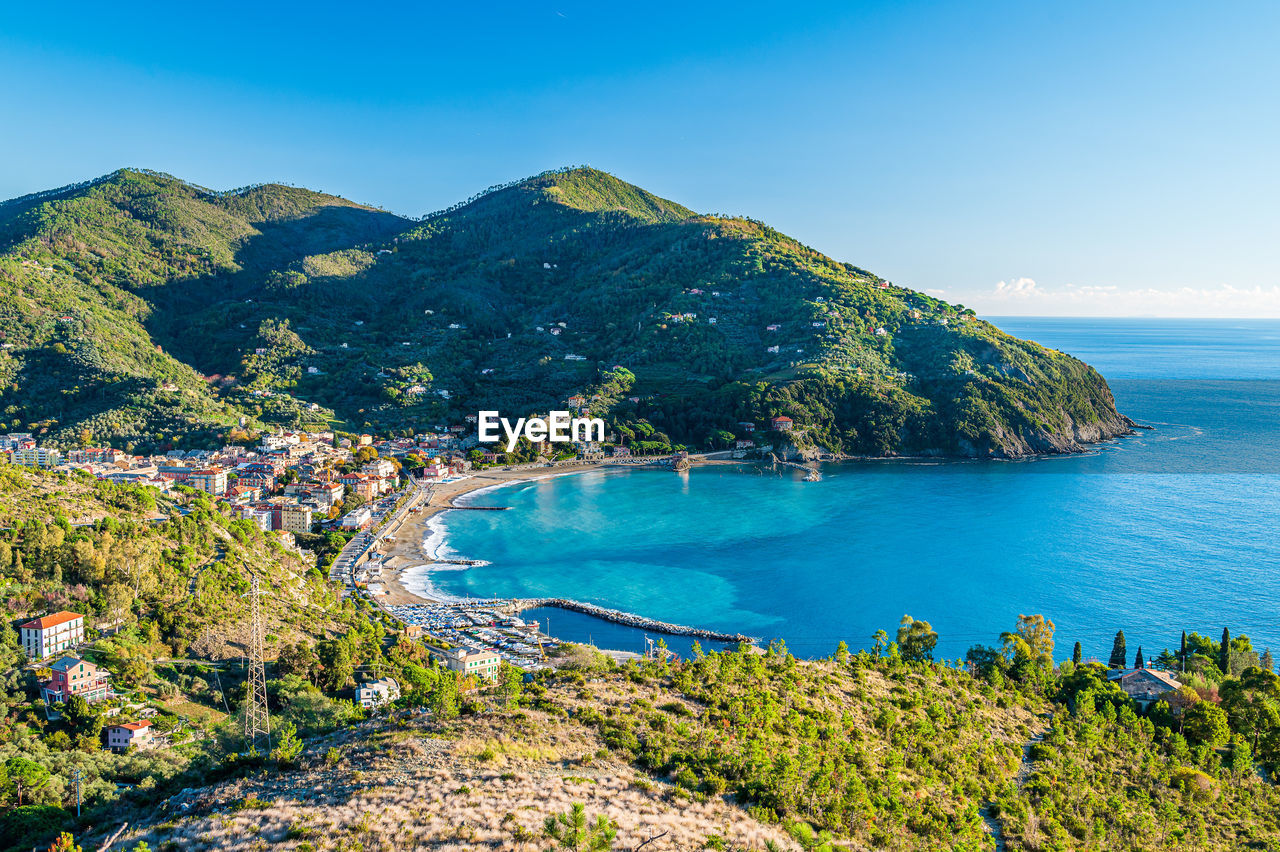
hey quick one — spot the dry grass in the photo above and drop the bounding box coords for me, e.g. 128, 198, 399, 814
119, 705, 796, 852
455, 735, 563, 766
164, 699, 228, 725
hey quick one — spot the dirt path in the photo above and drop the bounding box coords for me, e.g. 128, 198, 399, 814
983, 722, 1047, 850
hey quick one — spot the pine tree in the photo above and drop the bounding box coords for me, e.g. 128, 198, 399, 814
1219, 627, 1231, 675
1180, 630, 1188, 673
1135, 647, 1145, 669
1262, 648, 1274, 673
1072, 641, 1082, 666
1109, 630, 1127, 669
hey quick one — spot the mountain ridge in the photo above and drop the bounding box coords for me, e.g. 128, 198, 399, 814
0, 166, 1133, 456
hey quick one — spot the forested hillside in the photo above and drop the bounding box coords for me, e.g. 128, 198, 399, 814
0, 167, 1132, 457
11, 618, 1280, 852
2, 466, 1277, 850
0, 465, 351, 663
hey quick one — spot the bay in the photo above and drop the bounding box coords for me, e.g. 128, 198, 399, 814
421, 319, 1280, 661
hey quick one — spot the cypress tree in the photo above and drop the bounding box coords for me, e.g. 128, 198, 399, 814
1219, 627, 1231, 675
1180, 630, 1188, 673
1109, 630, 1127, 669
1072, 641, 1082, 666
1135, 647, 1144, 669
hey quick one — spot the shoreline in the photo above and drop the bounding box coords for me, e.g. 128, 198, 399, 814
376, 441, 1140, 611
371, 441, 1146, 647
379, 459, 728, 607
375, 456, 760, 647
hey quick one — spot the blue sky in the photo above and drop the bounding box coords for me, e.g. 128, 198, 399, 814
2, 1, 1277, 316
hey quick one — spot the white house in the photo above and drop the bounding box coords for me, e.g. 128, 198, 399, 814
241, 506, 273, 533
105, 720, 154, 752
339, 505, 374, 530
362, 459, 396, 478
356, 677, 401, 708
20, 611, 86, 660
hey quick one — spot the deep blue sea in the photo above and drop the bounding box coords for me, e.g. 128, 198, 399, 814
413, 318, 1280, 662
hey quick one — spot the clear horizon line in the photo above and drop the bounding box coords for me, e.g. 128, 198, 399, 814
980, 314, 1280, 321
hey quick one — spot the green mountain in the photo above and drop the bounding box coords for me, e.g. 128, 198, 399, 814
0, 167, 1132, 456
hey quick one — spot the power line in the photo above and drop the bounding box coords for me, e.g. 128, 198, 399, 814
244, 572, 271, 755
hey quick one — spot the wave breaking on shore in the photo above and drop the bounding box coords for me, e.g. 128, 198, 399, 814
399, 505, 492, 602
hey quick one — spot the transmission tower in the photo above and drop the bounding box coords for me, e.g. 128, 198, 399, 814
244, 572, 271, 755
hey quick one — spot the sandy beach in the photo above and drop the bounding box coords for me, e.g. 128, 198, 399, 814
377, 461, 614, 605
376, 456, 743, 606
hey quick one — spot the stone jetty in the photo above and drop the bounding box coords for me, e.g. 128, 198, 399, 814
514, 597, 757, 644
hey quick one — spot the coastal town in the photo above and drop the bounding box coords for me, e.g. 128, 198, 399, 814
3, 413, 1193, 731
1, 409, 766, 736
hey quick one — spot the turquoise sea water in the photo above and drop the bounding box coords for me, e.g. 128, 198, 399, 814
415, 319, 1280, 661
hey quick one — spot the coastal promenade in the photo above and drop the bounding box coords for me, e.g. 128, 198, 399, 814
328, 477, 428, 592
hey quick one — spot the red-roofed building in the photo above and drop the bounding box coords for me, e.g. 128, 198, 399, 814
337, 473, 383, 501
106, 720, 154, 751
227, 485, 262, 503
238, 470, 276, 492
41, 656, 110, 704
770, 416, 794, 432
66, 447, 125, 465
20, 611, 85, 659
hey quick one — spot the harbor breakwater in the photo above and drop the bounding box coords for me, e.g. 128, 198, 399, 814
513, 597, 757, 644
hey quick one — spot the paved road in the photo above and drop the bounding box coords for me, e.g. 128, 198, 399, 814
328, 479, 428, 593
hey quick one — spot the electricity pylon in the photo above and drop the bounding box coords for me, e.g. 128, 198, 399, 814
244, 572, 271, 755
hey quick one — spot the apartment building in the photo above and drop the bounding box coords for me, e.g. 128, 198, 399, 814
20, 611, 86, 659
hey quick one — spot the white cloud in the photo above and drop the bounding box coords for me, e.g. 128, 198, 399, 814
992, 277, 1039, 298
976, 278, 1280, 317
